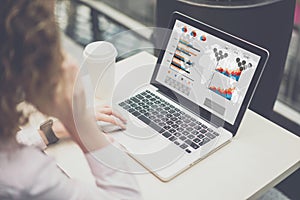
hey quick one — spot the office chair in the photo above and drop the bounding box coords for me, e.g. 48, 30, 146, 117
154, 0, 295, 120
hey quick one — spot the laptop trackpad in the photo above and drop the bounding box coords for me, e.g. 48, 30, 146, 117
131, 142, 183, 172
114, 127, 184, 172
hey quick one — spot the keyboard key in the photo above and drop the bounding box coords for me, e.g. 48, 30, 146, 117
185, 139, 199, 149
136, 106, 142, 110
174, 141, 180, 145
166, 114, 173, 118
179, 136, 186, 141
163, 125, 171, 130
123, 105, 131, 110
184, 114, 191, 119
171, 124, 179, 129
181, 124, 188, 128
136, 94, 144, 99
173, 113, 180, 117
183, 119, 191, 123
138, 102, 145, 106
196, 121, 202, 125
171, 117, 178, 121
151, 98, 156, 101
169, 136, 177, 142
169, 129, 176, 133
125, 99, 133, 104
187, 134, 195, 139
152, 104, 159, 109
213, 131, 220, 136
149, 115, 156, 120
185, 139, 193, 145
162, 132, 171, 138
140, 109, 147, 114
154, 118, 161, 123
182, 131, 189, 135
128, 108, 135, 113
199, 137, 210, 146
158, 128, 165, 133
164, 107, 170, 111
132, 111, 141, 117
197, 134, 205, 139
189, 122, 196, 127
166, 121, 173, 125
207, 128, 213, 132
138, 115, 151, 125
193, 138, 201, 143
205, 132, 216, 139
185, 149, 191, 153
131, 97, 139, 103
180, 143, 188, 149
169, 110, 175, 114
195, 125, 202, 130
158, 122, 165, 127
174, 108, 180, 112
160, 110, 168, 115
190, 118, 196, 122
186, 127, 193, 132
161, 118, 168, 122
200, 129, 207, 134
157, 114, 164, 118
143, 105, 149, 109
119, 102, 126, 107
174, 132, 181, 137
191, 130, 198, 135
156, 107, 163, 112
175, 120, 183, 125
177, 127, 184, 132
201, 124, 207, 129
190, 142, 199, 149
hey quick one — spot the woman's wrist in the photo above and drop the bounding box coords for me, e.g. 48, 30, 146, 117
38, 129, 49, 146
62, 113, 111, 153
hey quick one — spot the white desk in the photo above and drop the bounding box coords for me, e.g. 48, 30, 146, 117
46, 52, 300, 200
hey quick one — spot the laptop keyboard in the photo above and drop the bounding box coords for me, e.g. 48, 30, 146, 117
118, 90, 220, 154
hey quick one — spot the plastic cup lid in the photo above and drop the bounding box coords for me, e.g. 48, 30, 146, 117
83, 41, 117, 62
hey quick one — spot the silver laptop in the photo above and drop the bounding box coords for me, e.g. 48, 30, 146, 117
111, 12, 269, 181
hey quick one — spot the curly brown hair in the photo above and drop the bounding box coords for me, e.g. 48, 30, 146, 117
0, 0, 63, 139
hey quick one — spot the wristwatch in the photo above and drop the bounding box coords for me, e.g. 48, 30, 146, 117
40, 119, 59, 145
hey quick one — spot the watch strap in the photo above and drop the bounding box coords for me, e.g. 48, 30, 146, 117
40, 119, 59, 145
44, 128, 59, 145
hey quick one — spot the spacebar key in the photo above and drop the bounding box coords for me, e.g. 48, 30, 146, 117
138, 115, 162, 132
138, 115, 151, 125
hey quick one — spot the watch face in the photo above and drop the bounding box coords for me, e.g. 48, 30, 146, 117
40, 119, 53, 130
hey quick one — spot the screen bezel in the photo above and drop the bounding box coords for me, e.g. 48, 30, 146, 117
150, 12, 269, 136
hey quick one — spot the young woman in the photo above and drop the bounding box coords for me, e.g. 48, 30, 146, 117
0, 0, 141, 199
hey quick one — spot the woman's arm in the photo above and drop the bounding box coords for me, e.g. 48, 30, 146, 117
17, 146, 142, 200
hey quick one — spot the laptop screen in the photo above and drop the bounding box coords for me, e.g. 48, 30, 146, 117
154, 19, 262, 125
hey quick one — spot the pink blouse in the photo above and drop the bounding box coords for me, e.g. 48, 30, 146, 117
0, 127, 142, 199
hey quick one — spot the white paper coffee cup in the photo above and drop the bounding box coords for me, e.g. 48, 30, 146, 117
83, 41, 117, 104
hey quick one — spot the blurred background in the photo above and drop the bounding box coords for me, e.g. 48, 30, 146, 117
55, 0, 300, 199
